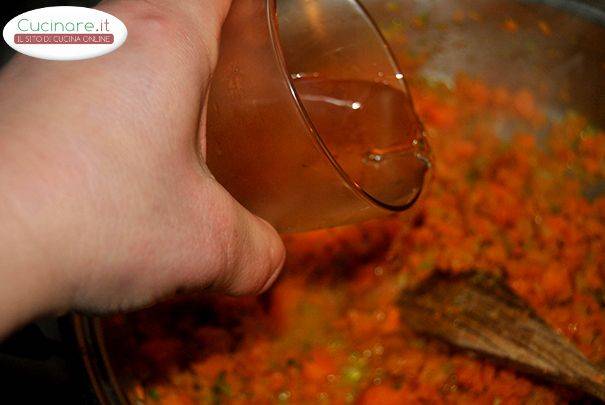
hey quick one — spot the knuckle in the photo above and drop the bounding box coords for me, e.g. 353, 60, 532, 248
205, 193, 243, 282
195, 179, 283, 295
230, 231, 281, 296
212, 209, 276, 294
130, 3, 187, 42
122, 1, 219, 67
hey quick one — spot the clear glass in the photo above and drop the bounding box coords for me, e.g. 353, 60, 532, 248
205, 0, 430, 233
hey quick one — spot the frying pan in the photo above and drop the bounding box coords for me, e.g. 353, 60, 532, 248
72, 1, 605, 403
7, 0, 603, 403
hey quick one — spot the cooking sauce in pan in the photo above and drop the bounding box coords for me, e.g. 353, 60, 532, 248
105, 73, 605, 404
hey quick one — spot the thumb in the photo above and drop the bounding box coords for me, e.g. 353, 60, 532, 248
201, 178, 286, 295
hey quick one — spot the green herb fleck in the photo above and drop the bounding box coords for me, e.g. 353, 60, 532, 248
212, 371, 232, 403
343, 366, 363, 384
148, 388, 160, 401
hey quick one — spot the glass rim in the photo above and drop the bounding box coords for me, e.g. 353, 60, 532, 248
267, 0, 426, 211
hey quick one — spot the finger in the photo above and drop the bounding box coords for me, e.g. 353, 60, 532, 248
203, 179, 286, 295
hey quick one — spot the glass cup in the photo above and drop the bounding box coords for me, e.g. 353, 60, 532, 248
205, 0, 431, 233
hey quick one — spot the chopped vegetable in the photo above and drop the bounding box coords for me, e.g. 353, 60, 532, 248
105, 69, 604, 405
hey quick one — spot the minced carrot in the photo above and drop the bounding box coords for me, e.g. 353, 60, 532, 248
358, 385, 402, 404
503, 18, 519, 32
104, 71, 604, 405
302, 349, 336, 382
538, 20, 552, 36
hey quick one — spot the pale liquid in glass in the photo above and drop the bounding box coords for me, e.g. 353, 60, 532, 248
293, 77, 431, 208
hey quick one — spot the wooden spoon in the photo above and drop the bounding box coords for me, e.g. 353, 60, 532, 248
398, 271, 605, 401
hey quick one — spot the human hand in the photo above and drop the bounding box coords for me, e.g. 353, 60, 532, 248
0, 0, 285, 338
